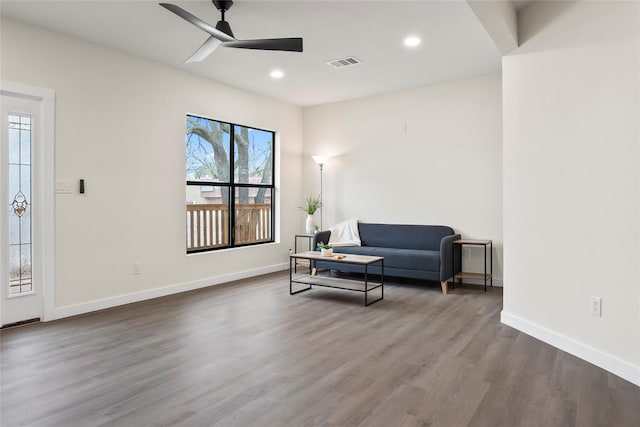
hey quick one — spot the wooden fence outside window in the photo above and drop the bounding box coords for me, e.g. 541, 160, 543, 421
186, 203, 271, 251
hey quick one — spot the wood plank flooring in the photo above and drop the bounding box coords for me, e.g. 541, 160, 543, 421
1, 272, 638, 426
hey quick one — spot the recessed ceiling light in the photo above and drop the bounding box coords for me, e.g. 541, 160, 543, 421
270, 70, 284, 79
404, 36, 421, 47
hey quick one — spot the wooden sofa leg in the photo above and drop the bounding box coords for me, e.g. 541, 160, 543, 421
440, 281, 448, 295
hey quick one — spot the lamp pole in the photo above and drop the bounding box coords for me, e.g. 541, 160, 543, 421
312, 155, 329, 231
319, 162, 324, 231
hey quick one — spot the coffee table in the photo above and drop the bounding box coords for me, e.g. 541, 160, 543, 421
289, 251, 384, 306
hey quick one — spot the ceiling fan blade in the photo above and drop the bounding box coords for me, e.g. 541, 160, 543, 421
185, 36, 223, 63
222, 38, 303, 52
159, 3, 235, 43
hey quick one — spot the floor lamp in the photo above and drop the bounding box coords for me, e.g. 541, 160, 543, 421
312, 155, 329, 231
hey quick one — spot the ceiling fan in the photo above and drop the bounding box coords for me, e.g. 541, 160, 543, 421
160, 1, 303, 63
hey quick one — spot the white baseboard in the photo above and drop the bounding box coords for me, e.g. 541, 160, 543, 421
501, 311, 640, 387
458, 277, 503, 287
53, 263, 288, 320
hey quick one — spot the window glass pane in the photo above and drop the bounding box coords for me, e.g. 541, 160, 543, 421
9, 244, 31, 295
8, 115, 31, 165
9, 245, 21, 291
186, 116, 230, 183
234, 188, 272, 244
7, 114, 32, 295
8, 164, 19, 205
8, 123, 19, 164
20, 165, 31, 204
234, 126, 273, 185
20, 205, 31, 244
20, 244, 32, 281
8, 213, 19, 245
186, 186, 230, 251
20, 118, 31, 164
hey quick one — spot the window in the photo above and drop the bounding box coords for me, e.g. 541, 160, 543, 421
186, 115, 274, 253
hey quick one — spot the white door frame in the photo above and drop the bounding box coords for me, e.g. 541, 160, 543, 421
1, 81, 55, 322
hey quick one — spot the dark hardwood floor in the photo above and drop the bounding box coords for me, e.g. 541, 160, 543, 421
1, 271, 638, 426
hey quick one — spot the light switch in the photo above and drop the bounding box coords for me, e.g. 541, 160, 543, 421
55, 180, 73, 194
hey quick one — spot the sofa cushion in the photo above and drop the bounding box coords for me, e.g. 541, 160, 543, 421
332, 246, 374, 256
358, 223, 454, 251
376, 248, 440, 272
333, 246, 440, 272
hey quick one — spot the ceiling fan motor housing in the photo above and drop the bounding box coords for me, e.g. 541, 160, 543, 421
212, 0, 234, 37
215, 20, 234, 38
213, 0, 233, 12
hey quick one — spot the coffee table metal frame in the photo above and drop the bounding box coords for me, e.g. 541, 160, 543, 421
293, 234, 315, 273
289, 251, 384, 306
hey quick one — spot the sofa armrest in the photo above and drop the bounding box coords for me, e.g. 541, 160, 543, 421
312, 230, 331, 252
440, 233, 462, 281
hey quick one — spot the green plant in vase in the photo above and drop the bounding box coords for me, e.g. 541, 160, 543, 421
299, 194, 322, 233
299, 194, 322, 215
317, 241, 333, 256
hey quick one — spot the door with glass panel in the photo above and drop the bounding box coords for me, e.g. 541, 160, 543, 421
1, 95, 41, 325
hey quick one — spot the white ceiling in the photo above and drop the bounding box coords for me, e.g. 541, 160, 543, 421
1, 0, 504, 107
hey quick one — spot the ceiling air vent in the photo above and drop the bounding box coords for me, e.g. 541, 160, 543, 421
327, 56, 361, 69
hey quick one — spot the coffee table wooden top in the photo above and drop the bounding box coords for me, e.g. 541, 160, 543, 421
290, 251, 383, 265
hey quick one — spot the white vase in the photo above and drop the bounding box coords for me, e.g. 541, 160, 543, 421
305, 214, 315, 234
321, 248, 334, 257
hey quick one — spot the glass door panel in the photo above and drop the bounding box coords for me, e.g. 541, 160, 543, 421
7, 114, 32, 295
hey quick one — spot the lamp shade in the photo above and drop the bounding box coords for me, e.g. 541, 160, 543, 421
312, 155, 329, 165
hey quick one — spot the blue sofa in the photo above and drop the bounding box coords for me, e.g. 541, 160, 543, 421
311, 223, 461, 294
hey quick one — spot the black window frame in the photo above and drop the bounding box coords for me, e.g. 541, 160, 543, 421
186, 114, 275, 253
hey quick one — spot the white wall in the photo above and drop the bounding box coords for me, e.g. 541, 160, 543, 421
302, 74, 503, 280
502, 1, 639, 384
1, 18, 303, 316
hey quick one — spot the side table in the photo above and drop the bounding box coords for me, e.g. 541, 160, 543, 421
452, 239, 492, 292
294, 233, 315, 253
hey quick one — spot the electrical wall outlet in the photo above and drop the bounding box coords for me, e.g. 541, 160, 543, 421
133, 262, 142, 275
590, 296, 602, 317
